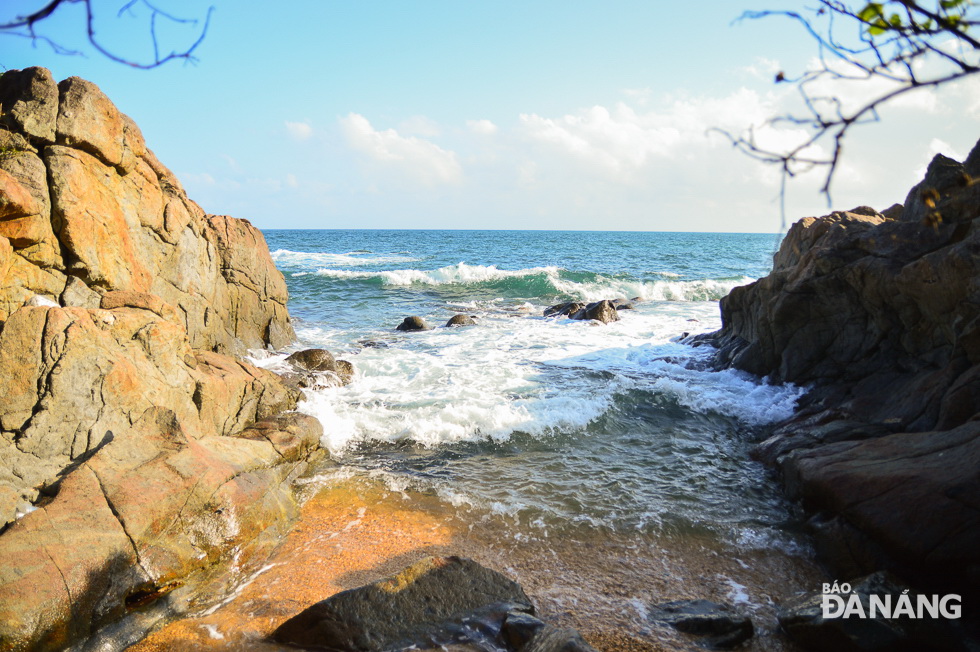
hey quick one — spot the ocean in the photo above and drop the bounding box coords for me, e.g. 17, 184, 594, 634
250, 229, 823, 646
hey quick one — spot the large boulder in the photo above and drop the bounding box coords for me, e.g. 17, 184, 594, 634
697, 139, 980, 596
0, 69, 309, 652
272, 556, 535, 651
0, 66, 294, 352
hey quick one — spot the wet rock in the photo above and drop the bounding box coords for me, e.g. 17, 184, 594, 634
544, 301, 587, 318
648, 599, 754, 649
777, 572, 971, 652
506, 615, 598, 652
611, 298, 634, 310
397, 315, 432, 331
272, 556, 534, 651
522, 629, 598, 652
286, 348, 338, 372
283, 348, 355, 388
502, 612, 548, 649
544, 300, 620, 324
446, 314, 477, 327
581, 300, 619, 324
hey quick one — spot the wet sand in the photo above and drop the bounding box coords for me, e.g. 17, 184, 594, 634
127, 475, 826, 651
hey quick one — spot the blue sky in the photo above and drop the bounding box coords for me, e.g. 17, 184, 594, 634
2, 0, 979, 231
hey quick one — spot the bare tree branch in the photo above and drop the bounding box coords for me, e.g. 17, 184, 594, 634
722, 0, 980, 225
0, 0, 213, 69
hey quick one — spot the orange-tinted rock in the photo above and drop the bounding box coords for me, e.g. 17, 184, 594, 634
0, 67, 58, 142
56, 76, 125, 168
47, 145, 153, 292
0, 68, 303, 652
0, 168, 36, 220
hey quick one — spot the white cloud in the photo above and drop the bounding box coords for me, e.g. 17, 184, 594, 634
285, 121, 314, 141
285, 173, 299, 189
517, 89, 823, 184
467, 119, 498, 135
399, 115, 442, 137
340, 113, 462, 186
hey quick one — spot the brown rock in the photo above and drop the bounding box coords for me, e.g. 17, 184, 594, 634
286, 348, 338, 372
100, 290, 182, 323
0, 69, 304, 652
56, 76, 124, 168
0, 168, 37, 220
582, 299, 620, 324
0, 67, 58, 142
397, 315, 432, 331
446, 314, 477, 327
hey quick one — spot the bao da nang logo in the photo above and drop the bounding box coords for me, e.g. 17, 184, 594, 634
821, 582, 961, 620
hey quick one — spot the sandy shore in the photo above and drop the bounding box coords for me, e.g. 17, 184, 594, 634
127, 475, 825, 651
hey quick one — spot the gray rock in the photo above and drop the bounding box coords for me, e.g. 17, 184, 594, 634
272, 556, 534, 651
648, 599, 753, 649
0, 67, 58, 142
544, 300, 620, 324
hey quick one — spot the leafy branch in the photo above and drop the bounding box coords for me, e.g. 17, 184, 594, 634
720, 0, 980, 207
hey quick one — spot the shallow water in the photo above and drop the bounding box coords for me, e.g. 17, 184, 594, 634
129, 229, 828, 649
256, 230, 805, 548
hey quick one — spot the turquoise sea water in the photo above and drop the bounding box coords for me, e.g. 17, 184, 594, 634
257, 230, 808, 546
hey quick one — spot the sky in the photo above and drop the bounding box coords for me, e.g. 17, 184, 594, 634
2, 0, 979, 232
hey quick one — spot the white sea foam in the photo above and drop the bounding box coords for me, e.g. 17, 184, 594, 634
310, 261, 752, 303
552, 275, 754, 302
270, 249, 421, 267
314, 262, 561, 286
262, 300, 804, 454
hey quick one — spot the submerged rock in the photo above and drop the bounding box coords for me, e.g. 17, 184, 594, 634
272, 556, 535, 651
446, 314, 477, 327
396, 315, 432, 331
648, 600, 753, 649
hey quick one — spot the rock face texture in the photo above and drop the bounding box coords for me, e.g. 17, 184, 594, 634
0, 68, 308, 652
697, 141, 980, 595
0, 67, 293, 352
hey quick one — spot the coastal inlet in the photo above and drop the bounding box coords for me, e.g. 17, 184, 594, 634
215, 229, 827, 649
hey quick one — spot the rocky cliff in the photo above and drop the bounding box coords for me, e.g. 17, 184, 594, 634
698, 140, 980, 595
0, 68, 314, 651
